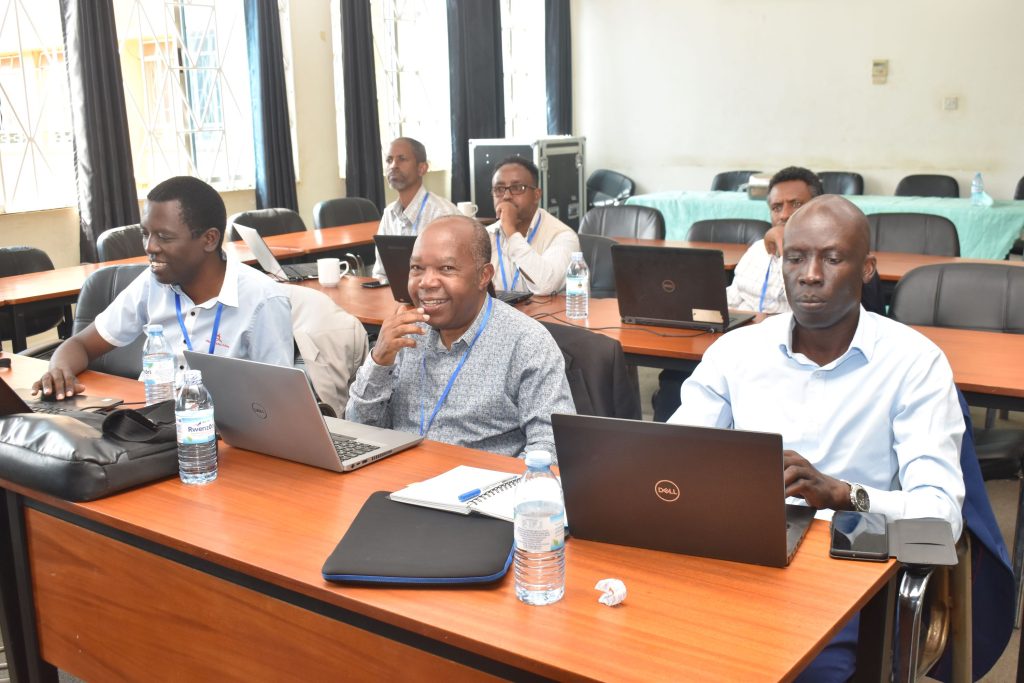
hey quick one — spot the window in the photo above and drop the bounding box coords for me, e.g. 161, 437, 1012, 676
499, 0, 546, 139
114, 0, 258, 194
0, 0, 77, 212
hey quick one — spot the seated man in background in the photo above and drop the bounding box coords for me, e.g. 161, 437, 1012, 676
671, 195, 965, 682
490, 156, 580, 295
371, 136, 458, 281
346, 215, 575, 457
284, 285, 368, 417
34, 176, 294, 400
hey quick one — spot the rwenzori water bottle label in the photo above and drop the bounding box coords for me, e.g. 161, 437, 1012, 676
176, 409, 215, 445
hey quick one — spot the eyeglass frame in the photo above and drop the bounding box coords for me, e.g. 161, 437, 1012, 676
491, 183, 538, 198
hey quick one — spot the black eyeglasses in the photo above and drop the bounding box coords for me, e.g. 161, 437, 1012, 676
491, 183, 536, 197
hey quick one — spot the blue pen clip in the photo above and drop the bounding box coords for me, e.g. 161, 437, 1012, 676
457, 488, 481, 503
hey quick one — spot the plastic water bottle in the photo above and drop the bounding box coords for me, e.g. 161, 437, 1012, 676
142, 324, 175, 405
175, 369, 217, 485
514, 451, 565, 605
971, 172, 985, 206
565, 251, 590, 320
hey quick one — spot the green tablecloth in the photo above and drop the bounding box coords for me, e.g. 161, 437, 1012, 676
626, 191, 1024, 260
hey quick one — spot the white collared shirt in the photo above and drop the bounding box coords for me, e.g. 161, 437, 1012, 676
95, 254, 294, 373
726, 239, 789, 313
669, 309, 966, 538
489, 208, 580, 294
371, 185, 458, 280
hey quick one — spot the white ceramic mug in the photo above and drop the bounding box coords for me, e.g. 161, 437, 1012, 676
317, 257, 348, 287
457, 201, 478, 218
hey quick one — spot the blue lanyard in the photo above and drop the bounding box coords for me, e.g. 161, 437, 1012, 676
410, 191, 430, 234
497, 212, 542, 290
757, 258, 774, 313
175, 293, 225, 354
418, 296, 493, 437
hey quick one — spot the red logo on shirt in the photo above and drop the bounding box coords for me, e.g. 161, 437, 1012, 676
206, 334, 230, 351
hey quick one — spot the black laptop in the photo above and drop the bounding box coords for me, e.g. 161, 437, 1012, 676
0, 376, 123, 416
374, 234, 532, 306
611, 245, 755, 333
551, 413, 815, 568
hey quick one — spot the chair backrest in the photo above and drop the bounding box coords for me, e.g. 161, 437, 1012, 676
710, 170, 761, 192
539, 322, 641, 420
74, 265, 149, 378
578, 233, 617, 299
0, 246, 64, 341
895, 174, 960, 198
585, 169, 635, 209
312, 197, 381, 229
96, 224, 146, 262
866, 213, 960, 256
226, 208, 306, 241
890, 263, 1024, 333
1014, 176, 1024, 201
819, 171, 865, 196
686, 218, 771, 245
578, 205, 665, 240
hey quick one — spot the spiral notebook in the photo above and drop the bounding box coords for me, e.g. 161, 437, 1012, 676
389, 466, 520, 522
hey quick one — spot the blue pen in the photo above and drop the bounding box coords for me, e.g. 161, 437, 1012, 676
457, 488, 481, 503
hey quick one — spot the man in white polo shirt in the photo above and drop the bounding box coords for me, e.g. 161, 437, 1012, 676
33, 176, 293, 400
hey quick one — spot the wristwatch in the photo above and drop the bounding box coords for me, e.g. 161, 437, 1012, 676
842, 480, 871, 512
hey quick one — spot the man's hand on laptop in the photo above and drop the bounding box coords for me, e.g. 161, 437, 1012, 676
371, 304, 429, 366
32, 367, 85, 401
783, 450, 848, 510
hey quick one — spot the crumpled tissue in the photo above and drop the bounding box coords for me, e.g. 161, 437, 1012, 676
595, 578, 627, 606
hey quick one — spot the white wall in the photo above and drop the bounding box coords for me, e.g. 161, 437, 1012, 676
572, 0, 1024, 199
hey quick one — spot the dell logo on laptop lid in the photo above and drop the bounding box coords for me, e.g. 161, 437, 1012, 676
655, 479, 680, 502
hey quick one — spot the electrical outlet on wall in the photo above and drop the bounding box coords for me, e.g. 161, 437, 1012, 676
872, 59, 888, 85
943, 96, 960, 111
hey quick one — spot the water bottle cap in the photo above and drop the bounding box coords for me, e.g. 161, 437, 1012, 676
181, 369, 203, 385
524, 450, 553, 468
570, 251, 583, 259
145, 323, 164, 334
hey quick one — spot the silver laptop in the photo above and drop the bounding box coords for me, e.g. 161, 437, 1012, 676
183, 351, 422, 472
233, 223, 319, 282
611, 244, 755, 333
551, 413, 814, 568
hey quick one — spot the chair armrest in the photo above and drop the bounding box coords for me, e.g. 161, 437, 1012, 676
18, 339, 61, 360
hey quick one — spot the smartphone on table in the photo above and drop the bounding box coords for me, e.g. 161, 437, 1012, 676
829, 510, 889, 561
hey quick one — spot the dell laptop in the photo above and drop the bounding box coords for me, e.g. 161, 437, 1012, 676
0, 376, 123, 416
183, 351, 422, 472
551, 413, 814, 568
374, 234, 532, 306
233, 223, 319, 282
611, 245, 755, 333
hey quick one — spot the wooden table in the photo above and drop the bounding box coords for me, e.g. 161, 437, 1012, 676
0, 222, 378, 352
0, 356, 897, 682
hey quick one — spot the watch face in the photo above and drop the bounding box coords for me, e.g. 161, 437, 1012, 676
854, 487, 870, 511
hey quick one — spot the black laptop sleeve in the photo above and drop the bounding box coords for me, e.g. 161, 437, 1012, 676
322, 491, 515, 584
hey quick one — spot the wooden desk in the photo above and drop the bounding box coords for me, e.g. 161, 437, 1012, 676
0, 356, 896, 682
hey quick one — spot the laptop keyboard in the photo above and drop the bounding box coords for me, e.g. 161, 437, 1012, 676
330, 435, 378, 462
32, 404, 73, 415
284, 263, 319, 279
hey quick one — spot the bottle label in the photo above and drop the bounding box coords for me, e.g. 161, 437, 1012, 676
566, 276, 587, 295
176, 408, 215, 444
143, 357, 175, 386
515, 510, 566, 552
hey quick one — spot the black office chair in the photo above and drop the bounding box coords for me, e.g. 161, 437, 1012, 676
96, 224, 146, 261
312, 197, 381, 229
686, 218, 771, 245
540, 322, 640, 420
867, 213, 960, 256
0, 247, 68, 348
710, 170, 761, 192
585, 169, 635, 210
226, 208, 306, 241
891, 262, 1024, 627
578, 233, 617, 299
578, 205, 665, 240
819, 171, 865, 196
895, 174, 960, 198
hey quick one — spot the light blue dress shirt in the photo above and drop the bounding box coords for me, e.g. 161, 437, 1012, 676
94, 255, 294, 374
669, 309, 965, 538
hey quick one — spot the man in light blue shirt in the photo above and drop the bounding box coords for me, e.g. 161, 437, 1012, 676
670, 195, 965, 682
33, 176, 293, 400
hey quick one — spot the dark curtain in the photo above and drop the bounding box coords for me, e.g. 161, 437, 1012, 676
60, 0, 140, 264
340, 0, 384, 210
545, 0, 572, 135
447, 0, 504, 203
244, 0, 298, 211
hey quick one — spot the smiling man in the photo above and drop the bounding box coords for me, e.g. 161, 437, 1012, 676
489, 156, 579, 294
669, 195, 964, 682
370, 137, 458, 281
346, 215, 575, 457
33, 176, 293, 400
